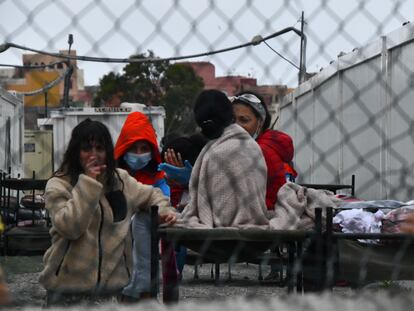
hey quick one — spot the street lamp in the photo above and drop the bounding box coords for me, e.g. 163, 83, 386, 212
62, 34, 74, 108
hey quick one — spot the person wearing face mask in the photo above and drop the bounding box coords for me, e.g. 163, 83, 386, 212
231, 91, 295, 282
231, 91, 295, 211
114, 112, 173, 301
115, 112, 169, 197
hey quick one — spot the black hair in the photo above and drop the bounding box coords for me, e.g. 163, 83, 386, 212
234, 90, 271, 131
193, 89, 233, 140
160, 132, 181, 150
55, 118, 118, 190
161, 132, 208, 165
189, 133, 209, 156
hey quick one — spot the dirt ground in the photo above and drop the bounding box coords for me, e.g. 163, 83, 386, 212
2, 256, 413, 310
3, 256, 291, 307
0, 256, 325, 307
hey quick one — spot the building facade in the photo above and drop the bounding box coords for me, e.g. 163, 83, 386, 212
179, 61, 292, 106
3, 50, 92, 129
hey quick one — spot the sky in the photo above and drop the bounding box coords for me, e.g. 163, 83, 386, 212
0, 0, 412, 88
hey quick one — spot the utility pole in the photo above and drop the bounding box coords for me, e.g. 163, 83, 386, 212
44, 91, 48, 116
298, 11, 307, 85
62, 34, 73, 108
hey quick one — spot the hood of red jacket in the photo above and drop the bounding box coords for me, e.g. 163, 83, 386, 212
114, 112, 161, 164
257, 129, 294, 163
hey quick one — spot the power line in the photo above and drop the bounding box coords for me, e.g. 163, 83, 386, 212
0, 26, 306, 65
263, 41, 300, 70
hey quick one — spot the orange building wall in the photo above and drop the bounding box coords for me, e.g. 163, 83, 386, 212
7, 71, 61, 107
22, 51, 79, 98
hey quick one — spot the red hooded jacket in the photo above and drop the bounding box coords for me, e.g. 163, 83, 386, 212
256, 129, 294, 210
114, 112, 177, 299
114, 112, 164, 185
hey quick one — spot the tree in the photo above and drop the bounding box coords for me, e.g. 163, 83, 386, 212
122, 51, 170, 106
93, 72, 127, 107
161, 63, 204, 135
93, 52, 204, 135
94, 51, 169, 107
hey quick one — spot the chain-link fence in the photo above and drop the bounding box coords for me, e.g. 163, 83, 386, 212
1, 0, 414, 308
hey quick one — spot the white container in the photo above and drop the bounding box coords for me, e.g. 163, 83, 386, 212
24, 130, 53, 179
49, 104, 165, 171
0, 88, 24, 177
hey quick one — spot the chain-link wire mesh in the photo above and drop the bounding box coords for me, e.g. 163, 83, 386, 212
1, 0, 414, 307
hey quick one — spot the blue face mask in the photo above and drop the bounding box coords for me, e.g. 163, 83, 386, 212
252, 121, 262, 140
124, 152, 152, 171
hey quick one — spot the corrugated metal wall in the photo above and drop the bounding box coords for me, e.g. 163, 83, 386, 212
279, 24, 414, 201
0, 89, 24, 176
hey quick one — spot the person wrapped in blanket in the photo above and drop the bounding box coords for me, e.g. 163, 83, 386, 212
175, 89, 269, 228
230, 91, 296, 210
230, 91, 296, 280
39, 119, 175, 307
159, 133, 208, 277
160, 91, 296, 225
113, 111, 178, 302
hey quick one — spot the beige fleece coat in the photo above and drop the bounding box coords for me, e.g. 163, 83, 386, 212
39, 168, 172, 294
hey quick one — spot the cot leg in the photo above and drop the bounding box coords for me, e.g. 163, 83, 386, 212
296, 241, 303, 293
287, 242, 295, 293
258, 263, 263, 281
302, 207, 325, 293
194, 264, 199, 280
214, 263, 220, 285
325, 207, 334, 291
161, 238, 179, 303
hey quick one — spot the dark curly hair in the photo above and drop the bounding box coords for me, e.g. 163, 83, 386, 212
55, 118, 119, 190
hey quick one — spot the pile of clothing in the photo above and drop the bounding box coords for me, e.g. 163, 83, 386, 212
333, 199, 414, 244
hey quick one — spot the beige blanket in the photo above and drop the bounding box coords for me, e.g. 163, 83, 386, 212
269, 182, 343, 230
179, 124, 269, 229
177, 124, 342, 230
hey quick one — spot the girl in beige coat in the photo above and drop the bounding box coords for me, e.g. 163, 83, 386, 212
39, 119, 175, 306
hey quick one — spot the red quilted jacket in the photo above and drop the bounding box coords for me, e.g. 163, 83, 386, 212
256, 129, 294, 210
